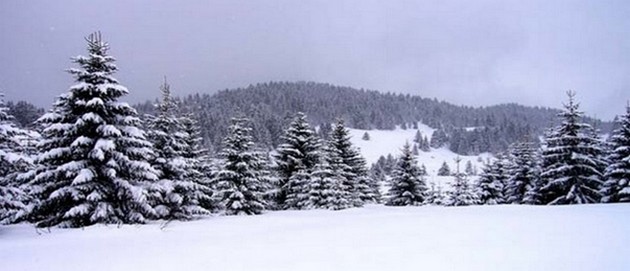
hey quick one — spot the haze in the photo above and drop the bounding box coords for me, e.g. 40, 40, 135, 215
1, 0, 629, 120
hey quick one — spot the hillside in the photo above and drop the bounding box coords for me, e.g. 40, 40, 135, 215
135, 81, 609, 155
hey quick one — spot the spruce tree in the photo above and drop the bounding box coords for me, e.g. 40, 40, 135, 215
447, 157, 478, 206
386, 143, 427, 206
0, 92, 30, 224
505, 142, 539, 204
327, 118, 379, 205
215, 118, 268, 215
437, 161, 451, 176
145, 78, 208, 220
273, 112, 321, 209
308, 153, 352, 210
601, 105, 630, 202
540, 91, 605, 204
179, 113, 215, 211
425, 182, 445, 205
27, 33, 158, 227
475, 161, 504, 205
362, 132, 370, 141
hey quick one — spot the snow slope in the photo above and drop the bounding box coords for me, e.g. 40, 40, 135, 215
2, 204, 629, 271
348, 123, 492, 175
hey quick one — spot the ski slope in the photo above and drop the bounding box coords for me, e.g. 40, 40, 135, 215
2, 204, 629, 271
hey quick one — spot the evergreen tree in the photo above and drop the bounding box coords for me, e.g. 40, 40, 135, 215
386, 143, 427, 206
27, 33, 158, 227
464, 160, 474, 175
476, 161, 502, 205
505, 142, 539, 204
437, 161, 451, 176
179, 113, 215, 211
215, 118, 268, 215
601, 105, 630, 202
362, 132, 370, 141
308, 153, 352, 210
146, 79, 208, 220
0, 92, 30, 224
421, 136, 431, 152
425, 182, 445, 205
430, 128, 448, 148
414, 130, 423, 144
326, 118, 379, 205
273, 112, 321, 209
540, 91, 605, 204
447, 157, 478, 206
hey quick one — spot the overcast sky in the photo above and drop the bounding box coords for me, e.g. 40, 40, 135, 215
1, 0, 629, 120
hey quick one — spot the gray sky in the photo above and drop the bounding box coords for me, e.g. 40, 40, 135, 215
1, 0, 629, 120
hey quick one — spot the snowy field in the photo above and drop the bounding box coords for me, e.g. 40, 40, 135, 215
2, 204, 629, 271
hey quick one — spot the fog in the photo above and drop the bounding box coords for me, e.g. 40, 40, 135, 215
1, 0, 628, 119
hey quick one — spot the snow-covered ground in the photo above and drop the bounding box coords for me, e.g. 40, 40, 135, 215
2, 204, 629, 271
348, 123, 492, 175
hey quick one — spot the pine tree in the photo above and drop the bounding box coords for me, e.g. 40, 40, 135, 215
425, 182, 445, 205
326, 118, 379, 205
145, 78, 208, 220
430, 128, 448, 148
475, 161, 504, 205
540, 91, 605, 204
505, 142, 539, 204
27, 33, 158, 227
215, 118, 268, 215
420, 136, 431, 152
414, 130, 423, 144
179, 113, 215, 211
386, 143, 427, 206
0, 92, 30, 224
601, 105, 630, 202
465, 160, 474, 176
447, 157, 478, 206
362, 132, 370, 141
308, 154, 352, 210
273, 112, 321, 209
437, 161, 451, 176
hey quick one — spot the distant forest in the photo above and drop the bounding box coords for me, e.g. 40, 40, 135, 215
9, 81, 611, 155
134, 81, 610, 154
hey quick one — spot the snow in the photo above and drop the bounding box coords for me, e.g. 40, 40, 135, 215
2, 204, 629, 271
348, 122, 492, 176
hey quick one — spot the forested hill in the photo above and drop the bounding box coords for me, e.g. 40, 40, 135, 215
133, 81, 608, 155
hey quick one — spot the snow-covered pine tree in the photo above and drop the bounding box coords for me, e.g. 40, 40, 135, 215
465, 160, 474, 176
215, 118, 268, 215
273, 112, 321, 209
146, 78, 208, 220
27, 33, 158, 227
0, 92, 30, 224
179, 113, 215, 211
601, 105, 630, 202
414, 130, 423, 144
327, 119, 380, 205
308, 152, 352, 210
437, 161, 451, 176
540, 91, 605, 204
425, 182, 446, 205
362, 132, 370, 141
386, 142, 427, 206
421, 136, 431, 152
447, 157, 478, 206
505, 142, 539, 204
475, 161, 503, 205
